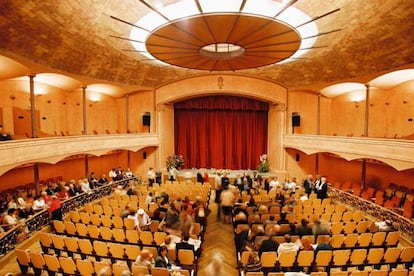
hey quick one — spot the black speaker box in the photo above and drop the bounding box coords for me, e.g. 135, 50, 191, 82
292, 113, 301, 127
143, 114, 151, 126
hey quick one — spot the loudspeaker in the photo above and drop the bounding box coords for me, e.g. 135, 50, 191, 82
292, 112, 301, 127
295, 153, 300, 162
142, 113, 151, 126
143, 151, 147, 159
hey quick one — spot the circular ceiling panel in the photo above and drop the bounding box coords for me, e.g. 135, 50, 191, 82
146, 13, 301, 71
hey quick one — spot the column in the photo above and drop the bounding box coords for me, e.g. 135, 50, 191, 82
316, 93, 321, 174
82, 86, 87, 134
361, 84, 370, 190
268, 103, 286, 172
29, 75, 37, 138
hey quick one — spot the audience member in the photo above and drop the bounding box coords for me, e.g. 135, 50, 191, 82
134, 249, 154, 269
245, 251, 262, 273
135, 208, 152, 231
312, 219, 330, 236
155, 245, 173, 268
259, 230, 279, 257
297, 219, 313, 237
314, 235, 332, 256
277, 234, 298, 257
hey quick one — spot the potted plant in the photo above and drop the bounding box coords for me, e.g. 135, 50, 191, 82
258, 154, 269, 172
166, 154, 184, 169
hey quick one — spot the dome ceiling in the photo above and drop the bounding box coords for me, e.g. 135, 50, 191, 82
0, 0, 413, 90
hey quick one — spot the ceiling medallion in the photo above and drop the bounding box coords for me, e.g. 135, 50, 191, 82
112, 0, 337, 71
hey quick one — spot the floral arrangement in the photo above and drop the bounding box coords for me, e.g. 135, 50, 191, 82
210, 168, 231, 175
166, 154, 184, 169
258, 153, 269, 172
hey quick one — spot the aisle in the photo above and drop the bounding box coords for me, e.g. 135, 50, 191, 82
197, 190, 238, 276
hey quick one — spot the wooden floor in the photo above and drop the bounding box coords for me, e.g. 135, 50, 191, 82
0, 190, 239, 276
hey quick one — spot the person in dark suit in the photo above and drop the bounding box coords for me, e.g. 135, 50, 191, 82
258, 232, 279, 257
155, 245, 173, 268
316, 177, 328, 199
176, 233, 200, 258
314, 235, 332, 256
303, 174, 313, 196
296, 219, 313, 237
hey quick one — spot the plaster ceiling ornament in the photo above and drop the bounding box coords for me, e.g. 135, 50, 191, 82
112, 0, 339, 71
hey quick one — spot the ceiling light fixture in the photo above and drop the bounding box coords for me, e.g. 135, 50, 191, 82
111, 0, 340, 71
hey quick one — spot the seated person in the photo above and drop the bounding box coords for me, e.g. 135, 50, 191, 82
135, 249, 154, 269
314, 235, 332, 256
277, 234, 298, 257
155, 245, 174, 268
245, 251, 262, 273
176, 233, 200, 258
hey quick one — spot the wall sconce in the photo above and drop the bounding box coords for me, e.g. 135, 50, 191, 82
385, 102, 390, 106
62, 102, 66, 105
47, 100, 52, 104
353, 101, 359, 108
76, 103, 80, 106
10, 95, 16, 100
89, 104, 93, 107
403, 100, 408, 104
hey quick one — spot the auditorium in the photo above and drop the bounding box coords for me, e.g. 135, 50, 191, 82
0, 1, 413, 275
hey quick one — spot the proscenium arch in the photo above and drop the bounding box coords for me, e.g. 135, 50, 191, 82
155, 74, 288, 173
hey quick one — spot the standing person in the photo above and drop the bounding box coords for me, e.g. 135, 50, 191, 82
147, 167, 156, 187
167, 166, 179, 183
155, 168, 162, 185
214, 172, 222, 221
316, 177, 328, 199
303, 174, 313, 197
313, 174, 321, 193
109, 168, 117, 181
220, 186, 235, 224
49, 195, 63, 220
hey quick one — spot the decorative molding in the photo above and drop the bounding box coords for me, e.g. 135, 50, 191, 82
283, 134, 414, 171
218, 76, 224, 89
0, 134, 159, 176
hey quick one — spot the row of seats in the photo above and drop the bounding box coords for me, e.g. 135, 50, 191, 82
243, 231, 400, 250
16, 248, 192, 276
243, 269, 413, 276
239, 247, 414, 272
53, 220, 194, 246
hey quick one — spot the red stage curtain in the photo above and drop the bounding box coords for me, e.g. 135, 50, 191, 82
174, 95, 268, 170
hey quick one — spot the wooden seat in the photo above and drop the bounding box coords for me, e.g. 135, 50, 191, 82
349, 249, 367, 267
124, 217, 136, 230
112, 216, 124, 229
296, 250, 314, 269
399, 247, 414, 267
125, 244, 141, 261
103, 205, 113, 216
50, 234, 65, 255
385, 231, 400, 247
90, 213, 102, 226
15, 249, 31, 274
369, 269, 389, 276
108, 242, 125, 260
93, 261, 112, 276
63, 236, 79, 254
112, 262, 129, 276
178, 249, 195, 269
342, 211, 353, 222
80, 212, 91, 224
78, 239, 94, 257
101, 216, 113, 228
154, 231, 168, 245
70, 210, 81, 223
261, 251, 278, 269
349, 271, 369, 276
278, 251, 297, 270
94, 240, 109, 260
139, 231, 154, 245
331, 222, 343, 235
113, 228, 126, 242
343, 234, 358, 248
366, 248, 384, 266
330, 234, 345, 248
152, 267, 170, 276
38, 232, 53, 252
382, 247, 401, 264
314, 250, 332, 267
126, 229, 140, 243
356, 221, 370, 233
246, 272, 264, 276
84, 204, 94, 214
352, 211, 365, 222
87, 224, 100, 239
93, 204, 104, 215
75, 222, 89, 237
371, 232, 386, 247
29, 251, 46, 275
389, 269, 408, 276
53, 220, 65, 234
100, 226, 113, 240
44, 254, 61, 275
357, 232, 372, 248
332, 249, 351, 268
343, 222, 356, 234
131, 264, 149, 275
76, 259, 94, 276
59, 256, 78, 275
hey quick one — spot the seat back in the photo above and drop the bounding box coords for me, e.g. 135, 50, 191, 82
278, 251, 297, 268
386, 231, 400, 247
178, 249, 195, 266
94, 240, 109, 257
64, 236, 79, 252
350, 249, 367, 265
366, 248, 384, 265
75, 222, 88, 237
108, 242, 125, 259
15, 249, 31, 266
314, 250, 332, 267
383, 247, 401, 264
297, 250, 314, 267
59, 256, 77, 275
332, 249, 351, 266
76, 259, 94, 276
125, 244, 141, 260
78, 239, 93, 255
44, 254, 61, 272
112, 262, 130, 276
151, 267, 170, 276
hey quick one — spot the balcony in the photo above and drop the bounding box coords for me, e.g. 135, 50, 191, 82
0, 134, 159, 176
283, 134, 414, 171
